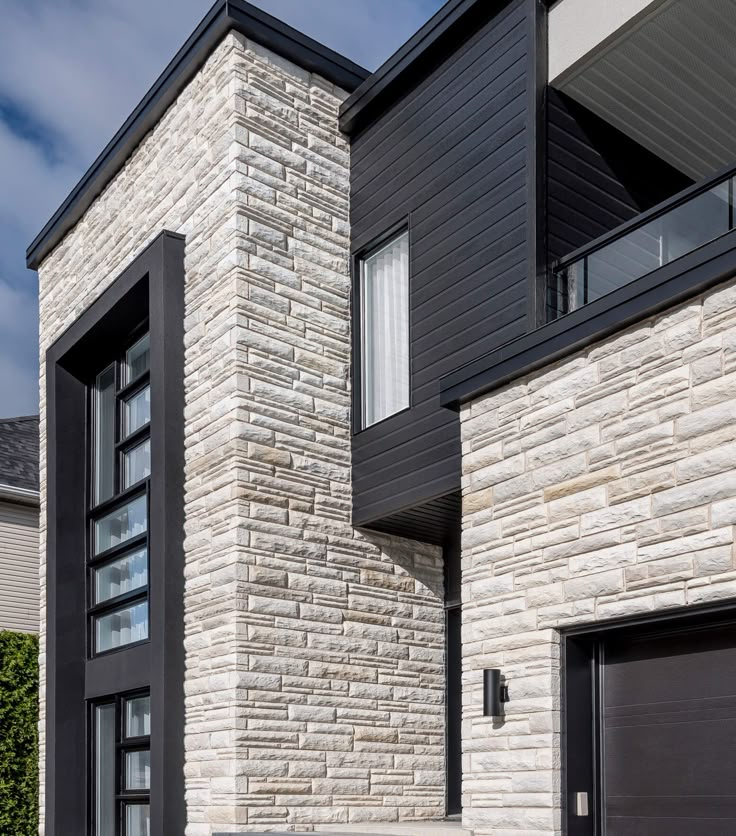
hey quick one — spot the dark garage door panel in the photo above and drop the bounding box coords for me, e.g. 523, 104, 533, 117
603, 625, 736, 836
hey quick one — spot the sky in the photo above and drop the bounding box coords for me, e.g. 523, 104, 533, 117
0, 0, 445, 419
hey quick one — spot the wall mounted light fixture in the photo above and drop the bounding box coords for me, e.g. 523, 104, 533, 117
483, 669, 509, 717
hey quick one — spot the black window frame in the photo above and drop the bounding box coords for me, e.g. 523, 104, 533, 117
45, 231, 186, 836
562, 601, 736, 836
351, 222, 412, 435
88, 323, 152, 660
90, 689, 151, 836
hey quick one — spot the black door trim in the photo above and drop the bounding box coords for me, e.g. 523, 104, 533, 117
562, 601, 736, 836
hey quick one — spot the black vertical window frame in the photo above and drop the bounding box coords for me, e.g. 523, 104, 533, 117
90, 691, 151, 836
45, 231, 185, 836
87, 326, 152, 661
351, 220, 411, 436
87, 486, 150, 659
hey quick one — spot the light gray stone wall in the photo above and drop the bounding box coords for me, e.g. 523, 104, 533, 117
460, 279, 736, 835
37, 32, 445, 835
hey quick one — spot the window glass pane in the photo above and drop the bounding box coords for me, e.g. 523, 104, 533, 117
125, 750, 151, 791
125, 696, 151, 739
123, 386, 150, 437
95, 601, 149, 653
94, 365, 116, 505
361, 232, 409, 428
126, 804, 150, 836
123, 440, 151, 489
94, 548, 148, 605
126, 334, 150, 384
95, 703, 116, 836
94, 495, 147, 555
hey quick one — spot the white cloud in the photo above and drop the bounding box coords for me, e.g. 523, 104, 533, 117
0, 0, 442, 418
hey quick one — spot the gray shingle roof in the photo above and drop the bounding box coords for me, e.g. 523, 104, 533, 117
0, 416, 39, 492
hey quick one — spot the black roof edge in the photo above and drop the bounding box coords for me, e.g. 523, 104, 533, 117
339, 0, 497, 135
26, 0, 369, 271
439, 229, 736, 409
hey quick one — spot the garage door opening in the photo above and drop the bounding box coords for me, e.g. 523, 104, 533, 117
564, 611, 736, 836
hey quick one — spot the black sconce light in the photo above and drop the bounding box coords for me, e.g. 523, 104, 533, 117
483, 669, 509, 717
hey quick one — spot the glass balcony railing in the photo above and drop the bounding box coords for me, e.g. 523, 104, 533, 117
548, 175, 735, 320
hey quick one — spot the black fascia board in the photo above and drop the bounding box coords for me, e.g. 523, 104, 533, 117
226, 0, 369, 89
440, 229, 736, 409
339, 0, 501, 136
26, 0, 368, 271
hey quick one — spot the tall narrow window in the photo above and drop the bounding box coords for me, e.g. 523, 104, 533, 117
360, 231, 410, 428
94, 365, 116, 504
94, 703, 116, 836
93, 693, 151, 836
89, 329, 151, 656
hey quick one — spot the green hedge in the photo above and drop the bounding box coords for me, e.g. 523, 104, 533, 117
0, 631, 39, 836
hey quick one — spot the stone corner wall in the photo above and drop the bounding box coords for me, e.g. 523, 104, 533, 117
459, 277, 736, 835
37, 29, 447, 836
183, 31, 446, 835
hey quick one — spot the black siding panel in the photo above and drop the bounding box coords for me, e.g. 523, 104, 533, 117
546, 88, 692, 265
352, 0, 532, 527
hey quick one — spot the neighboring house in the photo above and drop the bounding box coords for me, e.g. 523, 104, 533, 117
25, 0, 736, 834
0, 416, 39, 634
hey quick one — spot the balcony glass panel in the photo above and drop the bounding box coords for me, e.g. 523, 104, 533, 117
551, 180, 733, 319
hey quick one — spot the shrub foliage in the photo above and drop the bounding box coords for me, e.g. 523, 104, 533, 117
0, 631, 39, 836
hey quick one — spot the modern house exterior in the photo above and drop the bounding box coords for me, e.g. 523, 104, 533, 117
0, 416, 40, 633
26, 0, 736, 834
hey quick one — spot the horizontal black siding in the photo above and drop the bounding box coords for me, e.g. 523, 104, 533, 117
351, 0, 531, 527
547, 88, 692, 264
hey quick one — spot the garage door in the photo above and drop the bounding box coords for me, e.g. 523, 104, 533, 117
603, 624, 736, 835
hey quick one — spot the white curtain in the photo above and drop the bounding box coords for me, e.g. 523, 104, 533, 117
361, 231, 410, 427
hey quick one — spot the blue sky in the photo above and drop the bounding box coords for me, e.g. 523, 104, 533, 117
0, 0, 445, 419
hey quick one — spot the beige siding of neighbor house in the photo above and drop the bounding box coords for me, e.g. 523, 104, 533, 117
0, 499, 39, 633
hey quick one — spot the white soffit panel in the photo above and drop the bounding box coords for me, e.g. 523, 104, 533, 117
554, 0, 736, 181
549, 0, 666, 83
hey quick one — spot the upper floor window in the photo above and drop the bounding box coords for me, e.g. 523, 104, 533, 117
359, 230, 410, 428
89, 328, 151, 656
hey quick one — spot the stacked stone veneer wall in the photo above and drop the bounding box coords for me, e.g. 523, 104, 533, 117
460, 278, 736, 835
37, 33, 445, 835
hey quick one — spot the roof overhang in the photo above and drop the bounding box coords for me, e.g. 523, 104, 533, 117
26, 0, 369, 271
549, 0, 736, 182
